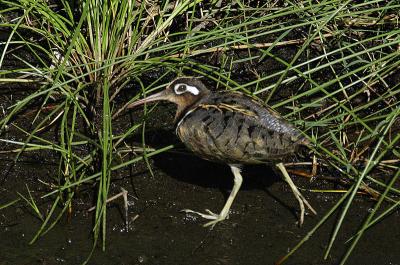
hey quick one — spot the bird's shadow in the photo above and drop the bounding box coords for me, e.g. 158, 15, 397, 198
141, 129, 298, 217
154, 150, 277, 191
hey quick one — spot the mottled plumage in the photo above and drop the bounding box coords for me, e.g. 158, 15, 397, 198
176, 91, 308, 164
128, 77, 316, 227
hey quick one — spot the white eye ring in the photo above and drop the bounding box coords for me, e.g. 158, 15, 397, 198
174, 83, 200, 95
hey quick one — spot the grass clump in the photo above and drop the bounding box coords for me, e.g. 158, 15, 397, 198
0, 0, 399, 264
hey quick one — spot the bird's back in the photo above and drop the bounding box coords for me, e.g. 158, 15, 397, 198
176, 91, 308, 165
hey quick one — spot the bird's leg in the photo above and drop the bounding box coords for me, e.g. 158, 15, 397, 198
276, 162, 317, 226
182, 164, 243, 228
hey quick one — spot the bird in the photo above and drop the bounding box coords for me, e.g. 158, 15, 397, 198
127, 76, 316, 228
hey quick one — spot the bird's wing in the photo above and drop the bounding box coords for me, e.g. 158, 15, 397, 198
177, 92, 306, 164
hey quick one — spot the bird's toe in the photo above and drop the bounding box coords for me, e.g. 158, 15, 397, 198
182, 208, 219, 220
203, 215, 227, 228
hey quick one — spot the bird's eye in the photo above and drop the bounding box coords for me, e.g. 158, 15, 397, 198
174, 84, 187, 94
177, 85, 186, 92
173, 83, 200, 95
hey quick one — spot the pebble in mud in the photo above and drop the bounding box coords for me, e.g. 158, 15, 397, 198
137, 255, 148, 263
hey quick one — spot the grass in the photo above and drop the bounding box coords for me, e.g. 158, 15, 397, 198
0, 0, 399, 264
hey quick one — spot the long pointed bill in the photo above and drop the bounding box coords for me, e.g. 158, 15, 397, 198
127, 90, 170, 109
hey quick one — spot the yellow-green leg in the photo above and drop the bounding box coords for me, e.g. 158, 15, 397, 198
182, 164, 243, 228
276, 162, 317, 226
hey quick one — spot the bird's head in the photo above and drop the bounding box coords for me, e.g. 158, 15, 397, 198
127, 77, 210, 120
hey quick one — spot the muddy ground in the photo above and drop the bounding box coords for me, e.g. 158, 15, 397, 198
1, 10, 399, 264
1, 119, 400, 265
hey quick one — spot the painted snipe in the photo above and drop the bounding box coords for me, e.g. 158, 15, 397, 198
128, 77, 316, 227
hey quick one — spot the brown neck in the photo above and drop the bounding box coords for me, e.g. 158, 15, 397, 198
173, 93, 208, 124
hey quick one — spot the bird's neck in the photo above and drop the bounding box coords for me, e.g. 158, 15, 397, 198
173, 93, 208, 124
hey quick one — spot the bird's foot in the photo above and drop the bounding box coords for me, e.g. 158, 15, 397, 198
182, 209, 228, 228
182, 208, 219, 220
296, 193, 317, 227
276, 162, 317, 227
